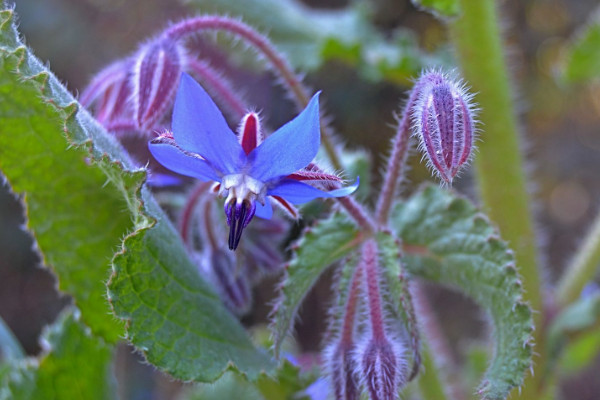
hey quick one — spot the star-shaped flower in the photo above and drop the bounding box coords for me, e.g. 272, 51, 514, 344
149, 73, 358, 250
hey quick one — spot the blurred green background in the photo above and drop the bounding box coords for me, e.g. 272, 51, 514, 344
1, 0, 600, 398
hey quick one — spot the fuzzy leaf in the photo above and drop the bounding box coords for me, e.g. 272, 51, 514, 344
411, 0, 461, 19
1, 309, 116, 400
108, 191, 275, 381
271, 213, 360, 356
376, 231, 421, 381
0, 8, 133, 342
391, 185, 534, 400
563, 22, 600, 84
0, 7, 274, 380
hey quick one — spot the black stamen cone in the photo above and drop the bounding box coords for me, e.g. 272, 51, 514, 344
227, 200, 254, 250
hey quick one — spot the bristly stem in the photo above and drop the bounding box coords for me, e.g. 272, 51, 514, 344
340, 264, 363, 345
178, 182, 212, 248
163, 16, 341, 170
375, 86, 421, 225
362, 239, 386, 341
186, 58, 247, 120
337, 196, 376, 233
450, 0, 543, 398
556, 208, 600, 306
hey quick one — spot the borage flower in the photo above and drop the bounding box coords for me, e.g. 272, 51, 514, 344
149, 73, 358, 250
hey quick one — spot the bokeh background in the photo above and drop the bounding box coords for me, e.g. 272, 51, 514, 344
1, 0, 600, 398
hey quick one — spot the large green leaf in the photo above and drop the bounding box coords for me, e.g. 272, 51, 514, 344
271, 212, 361, 356
563, 22, 600, 84
1, 308, 116, 400
391, 185, 534, 400
108, 191, 275, 381
0, 7, 274, 380
0, 8, 134, 342
184, 0, 444, 84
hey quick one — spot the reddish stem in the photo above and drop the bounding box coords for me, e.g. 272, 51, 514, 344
362, 240, 386, 341
375, 85, 421, 225
178, 182, 212, 247
340, 264, 364, 346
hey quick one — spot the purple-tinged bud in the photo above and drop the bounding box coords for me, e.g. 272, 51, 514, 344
356, 337, 407, 400
132, 37, 185, 130
206, 248, 251, 314
412, 70, 477, 184
324, 343, 359, 400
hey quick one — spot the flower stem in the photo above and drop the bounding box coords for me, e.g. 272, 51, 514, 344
375, 87, 420, 225
450, 0, 543, 397
337, 196, 376, 233
164, 17, 341, 169
556, 208, 600, 306
362, 240, 386, 341
340, 263, 363, 345
178, 182, 212, 248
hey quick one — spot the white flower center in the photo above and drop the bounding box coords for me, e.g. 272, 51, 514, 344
220, 174, 266, 205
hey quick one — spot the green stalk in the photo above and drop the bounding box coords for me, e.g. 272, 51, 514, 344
556, 209, 600, 306
450, 0, 543, 398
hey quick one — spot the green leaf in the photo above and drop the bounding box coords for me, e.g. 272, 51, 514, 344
391, 185, 534, 400
563, 22, 600, 84
0, 8, 134, 342
1, 308, 116, 400
376, 231, 421, 380
255, 360, 316, 400
108, 191, 275, 381
411, 0, 461, 19
184, 0, 442, 84
178, 371, 264, 400
271, 212, 361, 356
0, 7, 274, 380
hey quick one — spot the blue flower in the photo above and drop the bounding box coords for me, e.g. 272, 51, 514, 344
149, 73, 358, 250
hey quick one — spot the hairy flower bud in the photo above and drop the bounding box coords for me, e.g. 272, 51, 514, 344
132, 37, 185, 129
412, 70, 477, 184
324, 342, 359, 400
357, 337, 407, 400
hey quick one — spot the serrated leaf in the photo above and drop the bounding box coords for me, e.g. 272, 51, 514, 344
391, 185, 534, 400
411, 0, 461, 19
563, 22, 600, 84
0, 7, 274, 380
184, 0, 443, 84
271, 212, 361, 356
108, 190, 275, 382
0, 8, 134, 342
1, 308, 116, 400
376, 231, 421, 380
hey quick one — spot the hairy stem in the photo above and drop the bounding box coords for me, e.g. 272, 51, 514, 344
164, 16, 341, 169
450, 0, 544, 397
340, 264, 363, 345
556, 208, 600, 306
337, 196, 376, 233
362, 240, 385, 341
375, 87, 420, 225
178, 182, 212, 248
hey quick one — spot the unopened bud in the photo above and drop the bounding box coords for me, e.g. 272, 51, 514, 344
412, 70, 477, 184
132, 37, 185, 130
357, 337, 407, 400
324, 342, 359, 400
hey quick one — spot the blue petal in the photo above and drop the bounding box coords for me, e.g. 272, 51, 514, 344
172, 73, 246, 175
254, 199, 273, 219
149, 141, 220, 182
267, 177, 359, 204
248, 92, 321, 182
